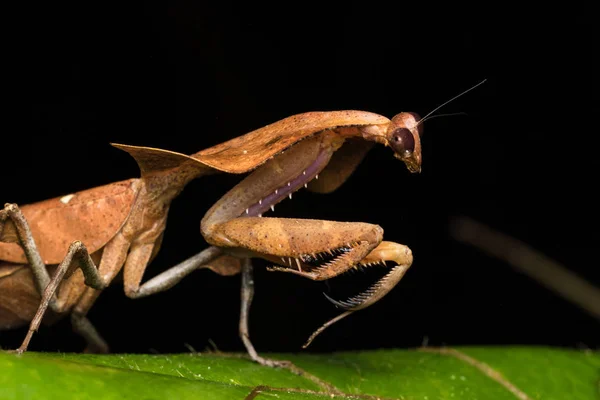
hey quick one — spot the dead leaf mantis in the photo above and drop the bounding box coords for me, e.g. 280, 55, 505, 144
2, 81, 483, 363
1, 112, 417, 362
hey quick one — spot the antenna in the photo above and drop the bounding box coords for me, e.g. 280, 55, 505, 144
417, 79, 487, 126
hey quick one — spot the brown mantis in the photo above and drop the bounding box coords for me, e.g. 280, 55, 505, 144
1, 81, 483, 364
0, 111, 420, 365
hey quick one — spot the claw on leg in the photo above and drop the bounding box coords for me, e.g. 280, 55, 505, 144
303, 241, 413, 348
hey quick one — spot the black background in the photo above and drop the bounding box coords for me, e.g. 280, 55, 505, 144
2, 2, 598, 355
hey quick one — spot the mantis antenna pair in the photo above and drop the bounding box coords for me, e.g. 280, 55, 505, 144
0, 81, 484, 366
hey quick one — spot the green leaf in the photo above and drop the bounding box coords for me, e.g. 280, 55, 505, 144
1, 347, 598, 399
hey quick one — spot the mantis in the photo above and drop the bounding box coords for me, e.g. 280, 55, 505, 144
0, 111, 420, 364
1, 81, 481, 363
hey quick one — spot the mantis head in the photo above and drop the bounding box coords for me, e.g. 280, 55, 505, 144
385, 79, 488, 174
387, 112, 423, 173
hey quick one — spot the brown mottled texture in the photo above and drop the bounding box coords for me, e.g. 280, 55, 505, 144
0, 261, 65, 329
0, 145, 221, 351
191, 111, 390, 173
209, 217, 381, 258
111, 144, 213, 177
204, 255, 242, 276
0, 264, 41, 329
0, 179, 138, 264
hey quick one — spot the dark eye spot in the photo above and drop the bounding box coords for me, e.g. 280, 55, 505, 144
390, 128, 415, 155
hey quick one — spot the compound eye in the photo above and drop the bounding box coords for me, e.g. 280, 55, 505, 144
390, 128, 415, 155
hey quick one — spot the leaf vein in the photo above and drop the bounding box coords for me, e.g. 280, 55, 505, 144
419, 347, 531, 400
